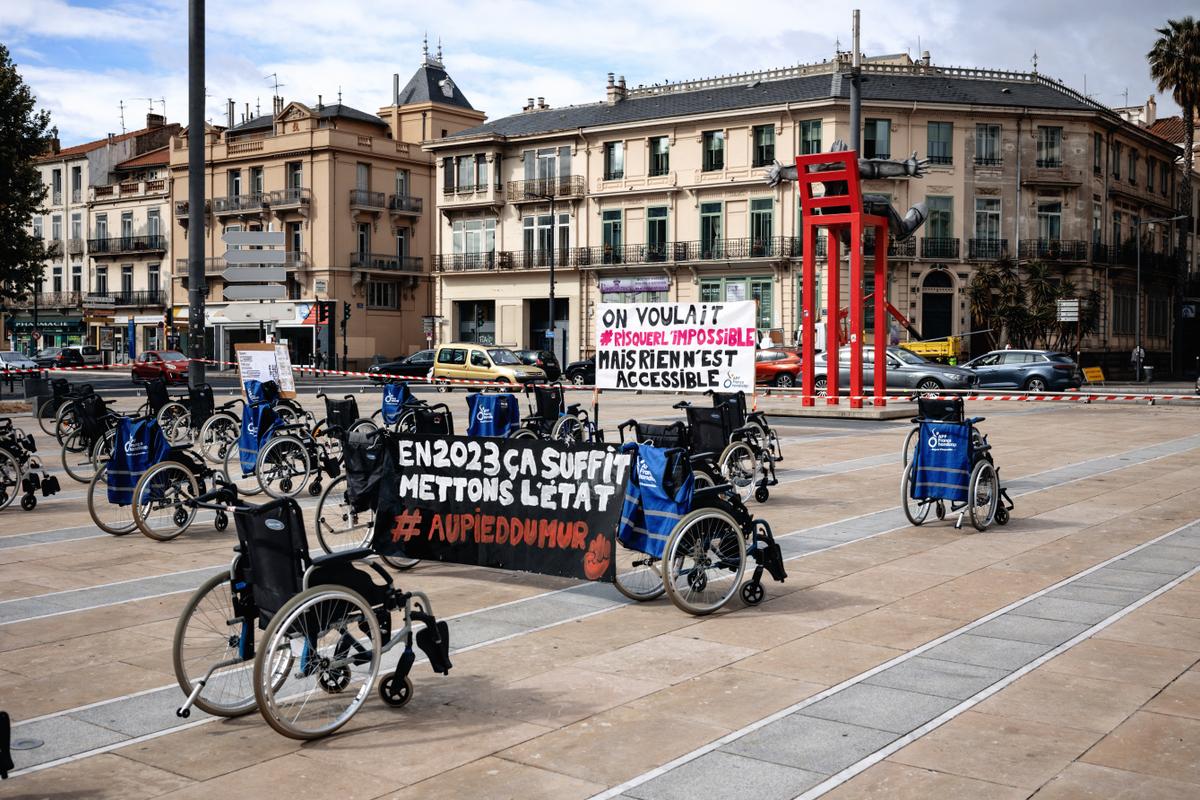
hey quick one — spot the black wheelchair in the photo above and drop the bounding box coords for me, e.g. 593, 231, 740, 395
901, 397, 1015, 532
0, 418, 60, 511
670, 392, 779, 503
173, 491, 452, 739
509, 383, 601, 443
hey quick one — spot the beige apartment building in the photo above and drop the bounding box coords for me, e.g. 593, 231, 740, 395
14, 115, 177, 356
168, 48, 483, 368
425, 54, 1185, 376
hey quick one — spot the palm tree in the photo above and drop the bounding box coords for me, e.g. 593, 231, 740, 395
1149, 17, 1200, 264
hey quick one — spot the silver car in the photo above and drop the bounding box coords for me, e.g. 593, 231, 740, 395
812, 346, 977, 395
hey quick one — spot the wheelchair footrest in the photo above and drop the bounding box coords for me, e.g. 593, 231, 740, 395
416, 620, 453, 675
40, 474, 60, 498
757, 540, 787, 583
1, 709, 12, 780
394, 646, 416, 682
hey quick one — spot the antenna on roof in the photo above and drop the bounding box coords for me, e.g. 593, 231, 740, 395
422, 31, 429, 61
118, 99, 126, 134
265, 72, 285, 96
337, 86, 342, 104
436, 37, 443, 62
1031, 51, 1038, 74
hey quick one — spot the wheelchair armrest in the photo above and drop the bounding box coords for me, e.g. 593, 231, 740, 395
272, 422, 309, 433
732, 424, 760, 438
689, 452, 716, 463
967, 416, 986, 425
616, 419, 638, 433
310, 547, 375, 568
694, 483, 735, 501
671, 401, 691, 410
566, 403, 582, 415
217, 399, 244, 411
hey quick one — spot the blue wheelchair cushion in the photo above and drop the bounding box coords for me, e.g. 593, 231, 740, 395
618, 443, 693, 560
466, 393, 520, 438
382, 382, 411, 426
239, 403, 281, 477
107, 417, 172, 506
913, 420, 972, 502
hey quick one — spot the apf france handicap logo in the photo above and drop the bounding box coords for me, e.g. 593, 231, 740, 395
927, 431, 956, 451
124, 438, 148, 457
247, 421, 258, 436
476, 406, 494, 424
636, 456, 658, 489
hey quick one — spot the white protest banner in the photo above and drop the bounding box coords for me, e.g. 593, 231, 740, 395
235, 342, 296, 398
596, 301, 757, 392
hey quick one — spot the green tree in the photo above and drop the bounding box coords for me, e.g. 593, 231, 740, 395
1148, 16, 1200, 262
0, 44, 51, 302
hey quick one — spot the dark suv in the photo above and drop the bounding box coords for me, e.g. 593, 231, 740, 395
964, 350, 1082, 392
515, 349, 561, 381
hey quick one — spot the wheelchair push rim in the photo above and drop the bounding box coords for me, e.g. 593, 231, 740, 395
133, 460, 200, 541
900, 462, 934, 526
662, 507, 747, 615
256, 436, 313, 499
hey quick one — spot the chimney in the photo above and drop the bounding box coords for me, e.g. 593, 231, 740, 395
607, 75, 626, 104
393, 73, 400, 105
48, 125, 60, 154
536, 96, 545, 109
921, 50, 931, 66
146, 112, 165, 129
226, 98, 234, 128
522, 97, 534, 112
244, 102, 250, 123
108, 133, 115, 144
317, 94, 323, 111
1145, 95, 1156, 126
606, 72, 618, 103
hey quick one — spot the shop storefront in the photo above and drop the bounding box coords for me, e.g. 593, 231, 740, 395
597, 276, 670, 304
7, 316, 86, 355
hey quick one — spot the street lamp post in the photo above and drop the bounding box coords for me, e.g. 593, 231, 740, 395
527, 185, 558, 363
1133, 214, 1186, 382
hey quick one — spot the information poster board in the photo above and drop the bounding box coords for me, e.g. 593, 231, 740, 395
235, 342, 296, 398
375, 436, 630, 583
595, 301, 757, 392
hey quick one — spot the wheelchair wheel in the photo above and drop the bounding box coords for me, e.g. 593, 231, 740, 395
254, 585, 381, 740
901, 462, 933, 526
718, 441, 763, 504
396, 410, 417, 434
199, 412, 240, 465
508, 427, 539, 440
378, 674, 413, 708
968, 460, 999, 532
662, 507, 746, 616
87, 464, 137, 535
995, 506, 1010, 526
158, 401, 192, 445
256, 436, 312, 499
60, 432, 97, 483
221, 436, 264, 497
133, 460, 199, 541
173, 571, 264, 718
613, 544, 665, 602
0, 448, 21, 510
551, 415, 584, 444
315, 474, 373, 554
38, 399, 60, 437
902, 426, 919, 468
53, 404, 79, 445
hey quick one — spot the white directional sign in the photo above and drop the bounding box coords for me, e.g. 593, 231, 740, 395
221, 230, 285, 247
224, 302, 297, 323
1056, 299, 1081, 323
223, 248, 288, 265
224, 284, 287, 301
222, 266, 288, 283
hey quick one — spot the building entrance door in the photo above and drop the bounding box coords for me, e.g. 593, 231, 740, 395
921, 270, 954, 341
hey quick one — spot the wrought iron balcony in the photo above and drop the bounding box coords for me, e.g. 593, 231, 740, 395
349, 190, 386, 209
43, 239, 62, 257
87, 234, 167, 255
974, 156, 1003, 167
1035, 158, 1063, 169
269, 188, 312, 208
506, 175, 586, 202
968, 238, 1008, 260
388, 194, 423, 214
175, 253, 306, 273
212, 194, 267, 215
66, 238, 85, 255
106, 290, 166, 307
864, 233, 918, 259
434, 252, 500, 272
921, 237, 960, 259
927, 155, 953, 166
174, 200, 211, 217
350, 252, 423, 272
12, 291, 82, 309
1018, 239, 1088, 261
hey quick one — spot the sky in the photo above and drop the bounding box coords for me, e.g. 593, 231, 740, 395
0, 0, 1194, 146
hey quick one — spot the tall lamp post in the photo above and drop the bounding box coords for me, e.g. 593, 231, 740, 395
1134, 213, 1186, 382
526, 185, 559, 363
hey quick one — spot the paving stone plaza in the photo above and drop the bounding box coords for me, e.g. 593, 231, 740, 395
3, 389, 1200, 799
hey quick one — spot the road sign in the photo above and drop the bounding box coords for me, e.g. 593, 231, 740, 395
221, 230, 285, 247
314, 279, 327, 294
223, 284, 287, 301
82, 295, 115, 309
223, 248, 288, 265
1056, 299, 1081, 322
223, 302, 297, 323
222, 265, 288, 283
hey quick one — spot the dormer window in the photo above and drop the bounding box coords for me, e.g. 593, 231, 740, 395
439, 78, 455, 98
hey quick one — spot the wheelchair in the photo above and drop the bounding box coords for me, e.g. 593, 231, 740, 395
614, 441, 787, 615
132, 442, 235, 541
50, 382, 98, 444
172, 493, 452, 739
901, 398, 1014, 532
618, 419, 722, 490
251, 393, 350, 499
711, 391, 783, 466
670, 394, 778, 503
37, 378, 76, 437
156, 383, 244, 453
58, 391, 120, 483
316, 427, 418, 571
0, 418, 60, 511
509, 382, 601, 443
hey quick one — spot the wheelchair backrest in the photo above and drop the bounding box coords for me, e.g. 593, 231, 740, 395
532, 384, 564, 420
631, 421, 688, 449
51, 378, 71, 398
686, 403, 736, 455
412, 403, 454, 436
917, 396, 964, 423
234, 497, 310, 621
189, 383, 215, 424
466, 392, 519, 437
145, 378, 169, 413
323, 396, 360, 433
343, 428, 396, 511
77, 393, 110, 441
711, 391, 748, 427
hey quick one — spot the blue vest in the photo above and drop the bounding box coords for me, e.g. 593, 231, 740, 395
382, 382, 411, 426
913, 420, 972, 502
618, 443, 693, 559
239, 403, 281, 476
466, 393, 520, 437
107, 417, 171, 506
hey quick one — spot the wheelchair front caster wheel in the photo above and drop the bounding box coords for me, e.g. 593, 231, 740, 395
754, 486, 769, 503
308, 481, 322, 497
176, 707, 190, 718
995, 507, 1010, 526
378, 674, 414, 708
279, 478, 293, 494
214, 511, 228, 532
740, 581, 765, 606
935, 501, 946, 520
21, 494, 36, 511
173, 507, 189, 527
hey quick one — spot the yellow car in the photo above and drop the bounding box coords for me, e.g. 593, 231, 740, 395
431, 342, 546, 390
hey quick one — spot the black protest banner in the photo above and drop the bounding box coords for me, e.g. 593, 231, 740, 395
375, 436, 632, 582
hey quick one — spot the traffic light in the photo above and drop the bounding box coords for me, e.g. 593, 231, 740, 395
316, 301, 331, 325
342, 302, 351, 322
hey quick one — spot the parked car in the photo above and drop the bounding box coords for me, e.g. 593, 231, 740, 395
515, 349, 562, 381
431, 343, 545, 389
65, 344, 103, 365
813, 346, 978, 394
367, 349, 435, 382
756, 348, 803, 387
131, 350, 190, 384
0, 351, 37, 372
963, 349, 1082, 392
563, 356, 595, 386
34, 347, 84, 369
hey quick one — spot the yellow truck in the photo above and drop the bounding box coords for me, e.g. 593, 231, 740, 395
899, 336, 967, 365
